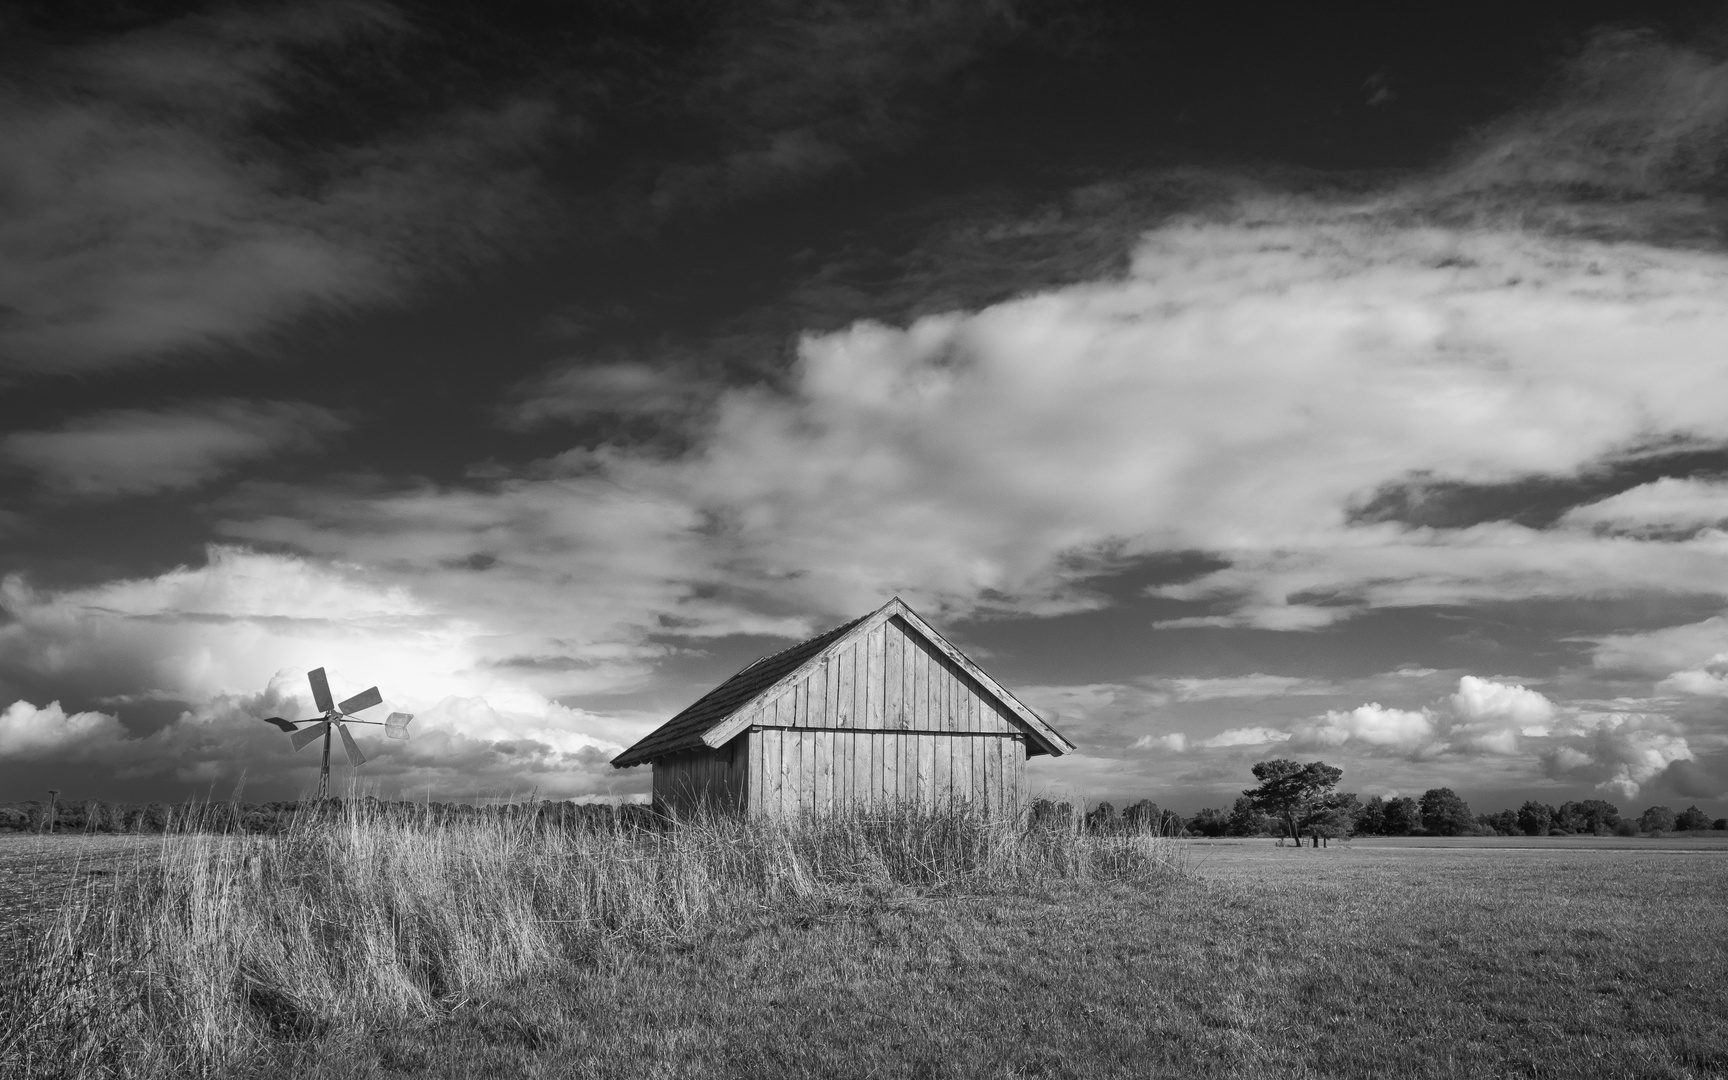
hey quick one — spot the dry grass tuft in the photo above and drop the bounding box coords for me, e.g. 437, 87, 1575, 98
0, 801, 1179, 1078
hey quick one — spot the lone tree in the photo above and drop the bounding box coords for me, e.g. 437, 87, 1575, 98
1419, 788, 1475, 836
1245, 759, 1346, 847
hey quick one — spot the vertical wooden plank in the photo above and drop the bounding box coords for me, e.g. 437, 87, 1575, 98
918, 732, 935, 809
1012, 740, 1025, 818
814, 730, 831, 814
815, 656, 832, 728
747, 731, 761, 814
959, 735, 977, 813
995, 739, 1009, 815
875, 731, 891, 809
931, 735, 949, 810
793, 731, 809, 815
805, 729, 819, 815
834, 643, 853, 728
904, 733, 918, 807
762, 729, 779, 818
891, 618, 905, 729
863, 624, 883, 730
830, 730, 844, 811
944, 658, 958, 731
854, 730, 869, 811
858, 730, 871, 812
909, 639, 927, 731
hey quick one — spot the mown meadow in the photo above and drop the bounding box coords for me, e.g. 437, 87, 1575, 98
2, 806, 1724, 1079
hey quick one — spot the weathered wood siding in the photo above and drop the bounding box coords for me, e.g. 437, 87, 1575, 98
745, 728, 1025, 818
651, 737, 748, 818
735, 615, 1029, 818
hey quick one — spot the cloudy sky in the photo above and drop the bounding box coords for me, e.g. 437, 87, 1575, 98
4, 1, 1728, 815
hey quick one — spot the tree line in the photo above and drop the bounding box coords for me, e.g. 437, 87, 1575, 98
1042, 758, 1727, 842
0, 797, 660, 834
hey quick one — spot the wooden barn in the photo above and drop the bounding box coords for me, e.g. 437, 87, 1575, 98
611, 597, 1074, 818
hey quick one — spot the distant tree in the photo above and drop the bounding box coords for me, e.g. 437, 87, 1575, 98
1382, 797, 1419, 836
1675, 806, 1712, 831
1613, 818, 1640, 837
1187, 807, 1229, 837
1353, 795, 1387, 836
1558, 799, 1621, 835
1245, 759, 1346, 846
1085, 801, 1118, 833
1419, 788, 1475, 836
1714, 818, 1728, 831
1122, 800, 1161, 829
1638, 805, 1678, 834
1310, 792, 1360, 844
1225, 796, 1270, 837
1516, 800, 1554, 836
1480, 809, 1519, 836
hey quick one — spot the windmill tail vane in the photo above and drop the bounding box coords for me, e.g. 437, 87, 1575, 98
261, 667, 415, 799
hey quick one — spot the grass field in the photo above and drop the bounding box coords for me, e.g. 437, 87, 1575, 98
3, 824, 1725, 1079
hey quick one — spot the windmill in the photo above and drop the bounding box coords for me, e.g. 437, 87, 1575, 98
262, 668, 413, 799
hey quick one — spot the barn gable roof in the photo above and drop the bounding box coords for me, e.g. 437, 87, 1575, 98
611, 597, 1074, 768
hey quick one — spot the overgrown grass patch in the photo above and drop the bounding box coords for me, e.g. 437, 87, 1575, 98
239, 843, 1727, 1079
0, 803, 1177, 1079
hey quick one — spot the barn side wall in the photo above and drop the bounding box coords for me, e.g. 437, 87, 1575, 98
732, 615, 1031, 818
745, 727, 1026, 819
651, 737, 748, 818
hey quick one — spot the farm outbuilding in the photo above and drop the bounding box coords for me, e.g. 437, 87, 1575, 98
612, 597, 1074, 818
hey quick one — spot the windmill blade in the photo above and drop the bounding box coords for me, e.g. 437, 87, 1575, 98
336, 722, 368, 767
290, 720, 330, 752
261, 716, 299, 733
385, 712, 414, 741
337, 686, 382, 714
307, 667, 335, 714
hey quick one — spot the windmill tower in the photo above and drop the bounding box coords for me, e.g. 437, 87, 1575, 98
262, 667, 413, 799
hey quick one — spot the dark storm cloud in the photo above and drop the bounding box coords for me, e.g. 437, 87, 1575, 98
0, 2, 564, 374
1, 400, 345, 497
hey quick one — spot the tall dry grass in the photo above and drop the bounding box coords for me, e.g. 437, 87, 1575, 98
0, 801, 1181, 1079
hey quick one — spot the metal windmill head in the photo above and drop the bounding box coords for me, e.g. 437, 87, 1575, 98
261, 667, 415, 775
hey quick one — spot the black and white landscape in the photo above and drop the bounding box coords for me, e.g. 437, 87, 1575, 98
4, 2, 1728, 819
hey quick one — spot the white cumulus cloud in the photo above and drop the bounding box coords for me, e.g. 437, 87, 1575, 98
0, 700, 126, 760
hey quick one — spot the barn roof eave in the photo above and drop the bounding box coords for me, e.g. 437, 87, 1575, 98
610, 596, 1077, 768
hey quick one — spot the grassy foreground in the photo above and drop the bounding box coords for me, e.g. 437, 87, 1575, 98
5, 815, 1726, 1079
0, 804, 1176, 1079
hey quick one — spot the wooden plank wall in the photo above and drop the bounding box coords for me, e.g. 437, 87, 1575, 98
652, 738, 748, 818
735, 615, 1030, 818
751, 615, 1021, 736
746, 728, 1025, 818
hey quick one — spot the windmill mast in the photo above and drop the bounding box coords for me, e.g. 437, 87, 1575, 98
320, 719, 333, 799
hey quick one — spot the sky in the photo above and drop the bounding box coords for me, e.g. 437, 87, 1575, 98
3, 0, 1728, 816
